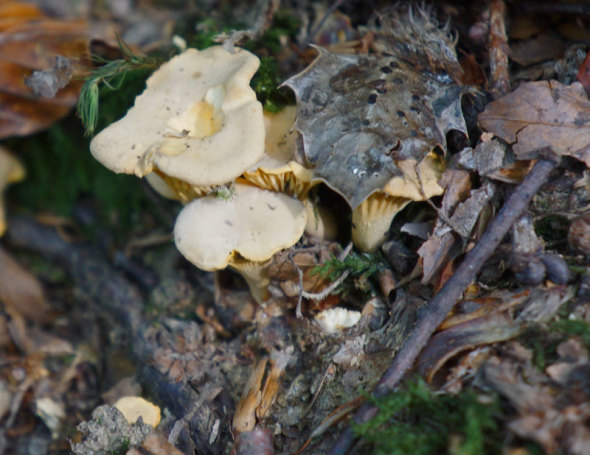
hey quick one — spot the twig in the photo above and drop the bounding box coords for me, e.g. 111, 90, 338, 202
329, 150, 560, 454
294, 242, 353, 319
214, 0, 280, 51
489, 0, 510, 99
299, 0, 347, 50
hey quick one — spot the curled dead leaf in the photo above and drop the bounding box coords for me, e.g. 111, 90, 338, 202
478, 80, 590, 166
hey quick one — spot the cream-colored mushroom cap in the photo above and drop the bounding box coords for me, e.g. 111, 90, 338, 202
114, 396, 161, 428
0, 147, 25, 236
352, 152, 445, 252
241, 106, 314, 199
90, 46, 265, 192
174, 183, 307, 271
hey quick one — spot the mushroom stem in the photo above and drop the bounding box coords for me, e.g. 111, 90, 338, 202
229, 258, 272, 304
351, 195, 410, 252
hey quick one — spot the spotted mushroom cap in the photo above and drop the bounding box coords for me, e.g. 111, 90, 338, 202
90, 46, 265, 191
174, 183, 307, 271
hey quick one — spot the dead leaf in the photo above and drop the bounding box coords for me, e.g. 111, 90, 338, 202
510, 33, 567, 66
416, 312, 522, 383
232, 358, 267, 433
137, 431, 185, 455
481, 353, 590, 455
417, 286, 570, 382
0, 8, 90, 138
284, 6, 468, 208
0, 245, 50, 323
478, 80, 590, 166
417, 170, 471, 283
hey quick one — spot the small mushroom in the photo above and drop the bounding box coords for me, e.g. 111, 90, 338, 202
352, 152, 445, 251
315, 307, 361, 333
174, 183, 307, 302
240, 106, 314, 199
0, 147, 25, 236
113, 396, 161, 428
90, 46, 265, 202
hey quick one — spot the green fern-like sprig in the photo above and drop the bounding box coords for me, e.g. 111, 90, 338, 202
312, 251, 386, 282
77, 39, 163, 136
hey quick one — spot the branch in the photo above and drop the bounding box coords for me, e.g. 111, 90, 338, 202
329, 150, 560, 454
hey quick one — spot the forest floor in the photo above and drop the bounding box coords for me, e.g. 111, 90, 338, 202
1, 1, 590, 454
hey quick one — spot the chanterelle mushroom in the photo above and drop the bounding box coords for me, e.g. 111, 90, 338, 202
240, 105, 314, 199
174, 183, 307, 302
0, 147, 25, 236
352, 152, 445, 251
90, 46, 265, 202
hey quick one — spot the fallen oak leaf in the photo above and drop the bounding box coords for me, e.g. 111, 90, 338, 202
478, 80, 590, 166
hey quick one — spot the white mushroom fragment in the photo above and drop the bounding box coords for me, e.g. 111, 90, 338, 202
174, 184, 307, 302
0, 147, 25, 236
352, 152, 445, 252
114, 396, 161, 428
315, 307, 361, 333
90, 46, 265, 203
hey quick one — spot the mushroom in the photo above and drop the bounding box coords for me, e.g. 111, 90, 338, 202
90, 46, 265, 202
352, 152, 445, 251
0, 147, 25, 236
239, 105, 314, 200
240, 106, 339, 239
174, 183, 307, 302
315, 307, 361, 333
113, 396, 161, 428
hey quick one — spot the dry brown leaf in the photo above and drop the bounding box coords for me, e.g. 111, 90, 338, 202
417, 286, 570, 382
416, 312, 521, 383
478, 80, 590, 166
510, 33, 567, 66
482, 352, 590, 455
137, 430, 185, 455
0, 6, 90, 138
0, 245, 50, 323
232, 358, 267, 433
418, 170, 471, 283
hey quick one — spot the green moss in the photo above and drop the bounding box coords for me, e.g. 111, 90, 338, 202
551, 319, 590, 350
313, 251, 386, 282
311, 250, 387, 298
7, 120, 161, 239
354, 379, 503, 455
250, 56, 295, 113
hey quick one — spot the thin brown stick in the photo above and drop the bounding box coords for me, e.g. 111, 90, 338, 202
489, 0, 510, 99
329, 151, 560, 454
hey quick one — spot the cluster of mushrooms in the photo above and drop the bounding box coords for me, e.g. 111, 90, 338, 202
90, 45, 444, 303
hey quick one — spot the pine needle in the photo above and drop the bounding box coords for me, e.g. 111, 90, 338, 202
77, 39, 162, 136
